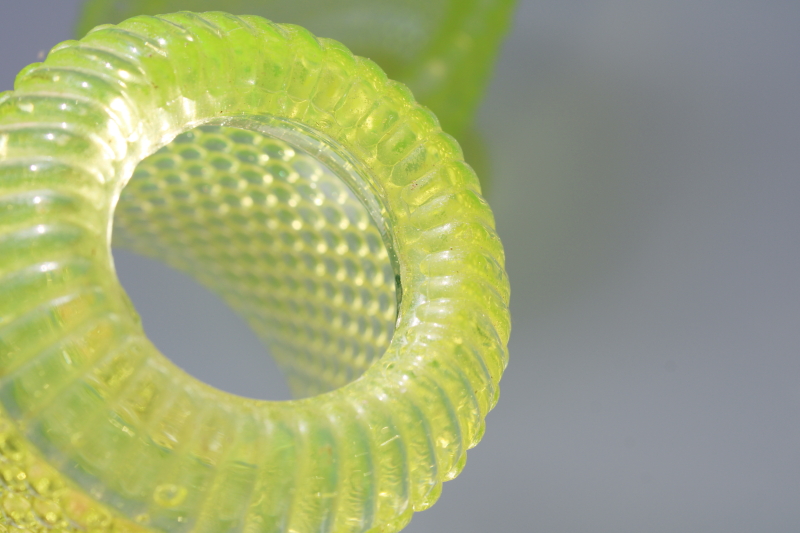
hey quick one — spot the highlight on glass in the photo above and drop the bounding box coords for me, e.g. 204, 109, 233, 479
0, 10, 510, 533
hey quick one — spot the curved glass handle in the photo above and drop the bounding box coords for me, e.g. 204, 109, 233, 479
76, 0, 518, 138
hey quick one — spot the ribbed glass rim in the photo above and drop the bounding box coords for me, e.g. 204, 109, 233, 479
0, 11, 510, 532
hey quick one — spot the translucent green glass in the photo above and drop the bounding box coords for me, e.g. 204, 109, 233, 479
116, 120, 399, 400
0, 12, 510, 533
76, 0, 518, 138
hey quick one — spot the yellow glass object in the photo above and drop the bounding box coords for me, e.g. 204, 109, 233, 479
76, 0, 518, 137
0, 12, 510, 532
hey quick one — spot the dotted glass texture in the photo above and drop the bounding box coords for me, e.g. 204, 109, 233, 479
114, 124, 398, 399
0, 415, 148, 532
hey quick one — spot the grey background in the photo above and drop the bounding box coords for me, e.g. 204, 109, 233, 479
2, 1, 799, 532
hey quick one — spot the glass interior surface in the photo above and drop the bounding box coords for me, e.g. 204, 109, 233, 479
112, 117, 399, 399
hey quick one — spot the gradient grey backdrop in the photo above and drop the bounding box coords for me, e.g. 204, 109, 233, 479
2, 2, 799, 532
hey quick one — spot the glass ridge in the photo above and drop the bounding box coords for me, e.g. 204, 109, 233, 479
76, 0, 519, 137
0, 12, 510, 533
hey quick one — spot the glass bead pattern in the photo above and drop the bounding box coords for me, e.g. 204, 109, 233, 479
113, 124, 397, 399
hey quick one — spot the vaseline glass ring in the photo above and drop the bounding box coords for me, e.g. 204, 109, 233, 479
0, 12, 510, 533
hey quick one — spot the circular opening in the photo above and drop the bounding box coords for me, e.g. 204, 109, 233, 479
112, 117, 399, 400
112, 249, 294, 401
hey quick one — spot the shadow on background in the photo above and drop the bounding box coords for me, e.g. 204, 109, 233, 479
484, 40, 666, 325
